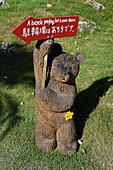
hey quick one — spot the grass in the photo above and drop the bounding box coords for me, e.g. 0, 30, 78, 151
0, 0, 113, 169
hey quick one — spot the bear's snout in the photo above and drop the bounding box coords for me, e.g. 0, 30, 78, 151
62, 74, 70, 82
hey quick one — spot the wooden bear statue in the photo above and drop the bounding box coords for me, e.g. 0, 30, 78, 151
33, 39, 85, 155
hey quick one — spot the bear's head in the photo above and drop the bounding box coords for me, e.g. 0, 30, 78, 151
50, 52, 85, 85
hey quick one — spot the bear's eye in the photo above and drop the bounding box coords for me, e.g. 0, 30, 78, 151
69, 67, 72, 70
57, 63, 61, 67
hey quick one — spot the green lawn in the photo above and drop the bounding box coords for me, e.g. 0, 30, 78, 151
0, 0, 113, 169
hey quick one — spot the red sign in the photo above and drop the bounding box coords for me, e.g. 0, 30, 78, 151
11, 15, 79, 45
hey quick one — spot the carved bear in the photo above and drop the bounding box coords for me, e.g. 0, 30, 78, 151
33, 39, 85, 155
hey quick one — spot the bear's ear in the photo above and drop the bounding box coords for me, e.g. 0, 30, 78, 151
74, 51, 85, 64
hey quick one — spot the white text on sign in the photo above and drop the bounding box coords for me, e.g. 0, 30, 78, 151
22, 25, 74, 37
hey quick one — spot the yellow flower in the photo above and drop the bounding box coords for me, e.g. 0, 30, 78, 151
65, 111, 74, 120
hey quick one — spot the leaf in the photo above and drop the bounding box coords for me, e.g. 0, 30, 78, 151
82, 149, 86, 154
47, 4, 52, 8
20, 102, 24, 105
78, 139, 83, 145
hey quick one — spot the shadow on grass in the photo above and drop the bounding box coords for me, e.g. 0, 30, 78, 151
0, 91, 22, 141
0, 48, 35, 87
74, 76, 113, 139
0, 48, 34, 140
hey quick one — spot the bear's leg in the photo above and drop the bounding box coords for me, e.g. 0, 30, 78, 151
57, 119, 78, 155
35, 117, 57, 152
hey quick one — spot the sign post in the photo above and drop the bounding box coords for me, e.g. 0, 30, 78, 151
11, 15, 79, 45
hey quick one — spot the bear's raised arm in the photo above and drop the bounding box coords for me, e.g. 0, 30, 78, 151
33, 39, 53, 90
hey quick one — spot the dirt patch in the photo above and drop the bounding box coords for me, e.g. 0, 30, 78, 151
33, 8, 53, 17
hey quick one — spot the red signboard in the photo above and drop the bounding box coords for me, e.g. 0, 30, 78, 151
11, 15, 79, 45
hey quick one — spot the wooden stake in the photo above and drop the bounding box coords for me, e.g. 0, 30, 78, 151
42, 54, 48, 89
